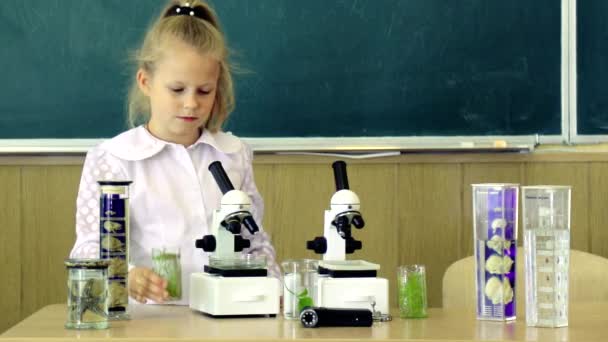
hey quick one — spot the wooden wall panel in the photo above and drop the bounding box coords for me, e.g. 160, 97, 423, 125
525, 163, 590, 251
462, 163, 524, 256
0, 167, 21, 333
589, 163, 608, 256
2, 155, 608, 329
251, 164, 277, 239
20, 166, 82, 318
397, 164, 462, 308
261, 164, 333, 264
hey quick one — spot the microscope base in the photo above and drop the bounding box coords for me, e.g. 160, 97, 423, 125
316, 276, 389, 314
189, 272, 280, 317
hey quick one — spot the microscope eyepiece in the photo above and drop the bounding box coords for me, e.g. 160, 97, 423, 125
242, 215, 259, 234
208, 161, 235, 194
332, 161, 349, 191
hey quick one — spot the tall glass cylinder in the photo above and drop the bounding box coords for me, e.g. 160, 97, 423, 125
472, 184, 518, 321
99, 181, 132, 320
522, 186, 571, 327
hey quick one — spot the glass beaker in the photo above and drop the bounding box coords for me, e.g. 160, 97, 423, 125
152, 246, 182, 300
472, 184, 519, 321
281, 259, 318, 319
522, 186, 571, 327
398, 265, 427, 318
65, 259, 110, 330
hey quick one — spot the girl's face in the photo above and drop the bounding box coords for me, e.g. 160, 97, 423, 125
138, 39, 220, 146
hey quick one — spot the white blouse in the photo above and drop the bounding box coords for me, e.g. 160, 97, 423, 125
70, 126, 280, 305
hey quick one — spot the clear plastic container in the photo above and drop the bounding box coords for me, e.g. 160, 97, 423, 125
65, 259, 110, 330
522, 186, 570, 327
472, 184, 519, 321
281, 259, 318, 319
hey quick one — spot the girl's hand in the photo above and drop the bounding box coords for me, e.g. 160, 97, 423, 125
128, 267, 170, 303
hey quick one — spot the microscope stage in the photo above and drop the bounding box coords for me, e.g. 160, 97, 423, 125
318, 260, 379, 270
318, 260, 380, 278
204, 265, 267, 277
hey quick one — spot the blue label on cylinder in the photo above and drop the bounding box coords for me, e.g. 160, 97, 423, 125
100, 195, 126, 219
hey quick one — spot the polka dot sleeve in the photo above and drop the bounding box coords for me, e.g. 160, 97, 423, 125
69, 147, 127, 258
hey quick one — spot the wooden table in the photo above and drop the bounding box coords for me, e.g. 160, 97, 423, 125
2, 303, 607, 341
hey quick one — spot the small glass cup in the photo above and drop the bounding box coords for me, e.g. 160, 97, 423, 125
65, 259, 110, 329
151, 246, 182, 300
281, 259, 318, 320
398, 265, 428, 318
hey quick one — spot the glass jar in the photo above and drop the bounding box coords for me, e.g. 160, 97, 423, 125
398, 265, 428, 318
65, 259, 110, 330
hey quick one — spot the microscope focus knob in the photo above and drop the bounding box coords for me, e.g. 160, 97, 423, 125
306, 236, 327, 254
352, 214, 365, 229
345, 237, 362, 254
234, 235, 251, 252
195, 235, 216, 252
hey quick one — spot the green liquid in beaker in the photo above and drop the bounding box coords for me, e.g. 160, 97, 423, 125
399, 272, 427, 318
152, 252, 182, 300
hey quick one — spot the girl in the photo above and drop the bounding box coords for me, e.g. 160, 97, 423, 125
70, 0, 280, 305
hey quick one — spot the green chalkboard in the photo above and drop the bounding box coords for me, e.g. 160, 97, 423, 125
0, 0, 561, 139
578, 0, 608, 135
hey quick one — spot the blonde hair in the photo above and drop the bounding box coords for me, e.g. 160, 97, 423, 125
127, 0, 234, 132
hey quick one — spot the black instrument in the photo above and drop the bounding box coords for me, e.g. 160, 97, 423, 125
300, 307, 373, 328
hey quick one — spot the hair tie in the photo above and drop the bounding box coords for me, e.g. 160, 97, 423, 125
165, 3, 211, 21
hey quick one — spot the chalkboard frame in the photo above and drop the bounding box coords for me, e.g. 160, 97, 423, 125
0, 0, 572, 153
573, 0, 608, 143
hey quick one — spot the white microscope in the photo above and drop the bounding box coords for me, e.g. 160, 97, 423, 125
189, 161, 279, 317
306, 161, 389, 315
